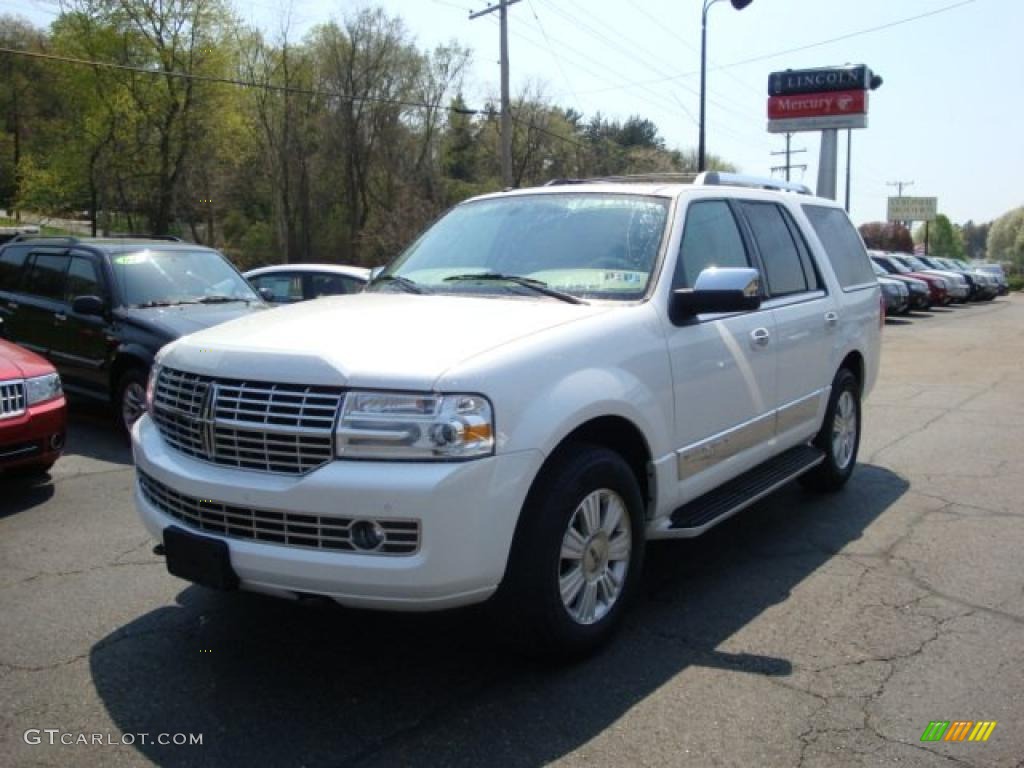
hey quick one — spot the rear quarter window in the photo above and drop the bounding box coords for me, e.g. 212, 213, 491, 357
0, 246, 30, 291
802, 205, 876, 290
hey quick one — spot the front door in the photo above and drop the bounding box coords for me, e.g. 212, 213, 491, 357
52, 251, 113, 395
665, 199, 777, 501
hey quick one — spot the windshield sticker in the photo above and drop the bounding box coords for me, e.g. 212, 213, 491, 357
113, 253, 150, 265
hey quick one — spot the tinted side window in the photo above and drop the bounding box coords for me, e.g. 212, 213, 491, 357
0, 245, 31, 291
803, 205, 876, 289
66, 256, 104, 301
780, 207, 822, 291
251, 273, 302, 303
307, 273, 361, 298
740, 202, 808, 296
23, 253, 70, 300
674, 201, 749, 289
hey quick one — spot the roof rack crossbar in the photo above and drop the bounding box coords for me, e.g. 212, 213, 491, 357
8, 234, 80, 244
694, 171, 812, 195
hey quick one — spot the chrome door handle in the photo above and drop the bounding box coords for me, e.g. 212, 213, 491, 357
54, 313, 67, 322
824, 311, 839, 327
750, 327, 771, 347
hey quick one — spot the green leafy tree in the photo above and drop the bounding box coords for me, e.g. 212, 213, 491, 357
987, 207, 1024, 269
914, 214, 964, 259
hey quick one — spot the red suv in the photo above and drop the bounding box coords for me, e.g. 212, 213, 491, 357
0, 338, 66, 475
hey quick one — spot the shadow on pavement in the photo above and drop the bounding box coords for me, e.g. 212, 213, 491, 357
885, 317, 913, 326
65, 397, 133, 466
90, 464, 908, 767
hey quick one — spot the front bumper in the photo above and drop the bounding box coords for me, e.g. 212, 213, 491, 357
132, 415, 544, 611
0, 395, 66, 471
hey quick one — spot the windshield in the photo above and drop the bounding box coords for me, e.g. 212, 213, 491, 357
110, 248, 259, 307
880, 257, 910, 274
373, 193, 671, 301
903, 255, 932, 271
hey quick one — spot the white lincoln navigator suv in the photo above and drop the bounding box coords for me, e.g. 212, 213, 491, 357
133, 173, 881, 655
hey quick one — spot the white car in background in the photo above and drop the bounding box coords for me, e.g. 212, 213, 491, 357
244, 264, 370, 304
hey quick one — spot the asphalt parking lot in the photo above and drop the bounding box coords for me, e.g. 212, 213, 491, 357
3, 296, 1023, 768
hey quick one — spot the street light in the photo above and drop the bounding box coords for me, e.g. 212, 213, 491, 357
698, 0, 753, 172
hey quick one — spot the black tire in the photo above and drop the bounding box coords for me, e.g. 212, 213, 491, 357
115, 368, 148, 433
493, 442, 645, 658
800, 368, 861, 493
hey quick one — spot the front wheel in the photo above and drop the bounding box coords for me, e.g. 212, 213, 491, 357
116, 368, 148, 433
800, 368, 861, 492
494, 443, 645, 657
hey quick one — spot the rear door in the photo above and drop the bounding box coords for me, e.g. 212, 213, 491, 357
52, 250, 113, 394
3, 248, 69, 360
0, 244, 32, 339
738, 201, 834, 445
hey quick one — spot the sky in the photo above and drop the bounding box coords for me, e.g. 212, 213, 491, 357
6, 0, 1022, 227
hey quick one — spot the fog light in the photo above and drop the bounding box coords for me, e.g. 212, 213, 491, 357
351, 520, 386, 551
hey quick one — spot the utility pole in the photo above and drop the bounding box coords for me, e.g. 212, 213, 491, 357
470, 0, 521, 188
887, 180, 914, 197
887, 180, 914, 229
770, 133, 806, 181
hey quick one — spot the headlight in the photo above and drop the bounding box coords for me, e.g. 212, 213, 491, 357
25, 372, 62, 406
336, 391, 494, 460
145, 364, 162, 412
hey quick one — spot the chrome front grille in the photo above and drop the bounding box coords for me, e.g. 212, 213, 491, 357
0, 380, 26, 420
138, 471, 421, 555
152, 367, 343, 475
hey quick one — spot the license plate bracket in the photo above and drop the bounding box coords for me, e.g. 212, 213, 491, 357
163, 526, 239, 591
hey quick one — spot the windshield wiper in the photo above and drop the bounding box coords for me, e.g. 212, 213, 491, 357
443, 273, 586, 305
195, 295, 248, 304
370, 274, 428, 294
132, 299, 184, 308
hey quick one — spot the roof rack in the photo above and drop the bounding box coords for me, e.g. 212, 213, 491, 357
8, 234, 80, 244
694, 171, 812, 195
546, 172, 699, 186
544, 171, 813, 195
104, 234, 183, 242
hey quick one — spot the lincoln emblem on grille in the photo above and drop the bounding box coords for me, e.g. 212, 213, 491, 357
199, 382, 219, 458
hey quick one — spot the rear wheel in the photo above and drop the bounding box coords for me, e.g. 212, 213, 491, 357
494, 443, 645, 657
116, 368, 148, 433
801, 368, 861, 492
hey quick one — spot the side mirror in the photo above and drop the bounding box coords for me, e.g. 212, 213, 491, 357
669, 267, 762, 324
369, 266, 385, 281
71, 295, 107, 317
257, 287, 275, 302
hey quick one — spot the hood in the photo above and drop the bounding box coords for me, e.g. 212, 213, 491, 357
161, 292, 614, 390
0, 338, 56, 380
117, 302, 267, 339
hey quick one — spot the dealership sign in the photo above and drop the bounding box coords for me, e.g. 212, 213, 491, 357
767, 65, 876, 134
887, 196, 938, 222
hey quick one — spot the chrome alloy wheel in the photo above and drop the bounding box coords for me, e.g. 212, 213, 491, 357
122, 381, 147, 430
558, 488, 632, 625
831, 390, 858, 470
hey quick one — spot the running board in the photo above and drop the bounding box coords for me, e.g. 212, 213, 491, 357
666, 444, 825, 534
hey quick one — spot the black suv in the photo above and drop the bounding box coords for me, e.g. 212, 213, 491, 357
0, 237, 265, 430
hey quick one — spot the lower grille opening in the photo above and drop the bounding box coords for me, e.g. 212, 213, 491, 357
137, 470, 420, 556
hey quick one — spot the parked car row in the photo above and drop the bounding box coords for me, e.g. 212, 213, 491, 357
870, 250, 1002, 316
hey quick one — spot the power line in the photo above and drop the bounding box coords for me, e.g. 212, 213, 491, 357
569, 0, 976, 93
524, 0, 580, 107
0, 45, 481, 115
